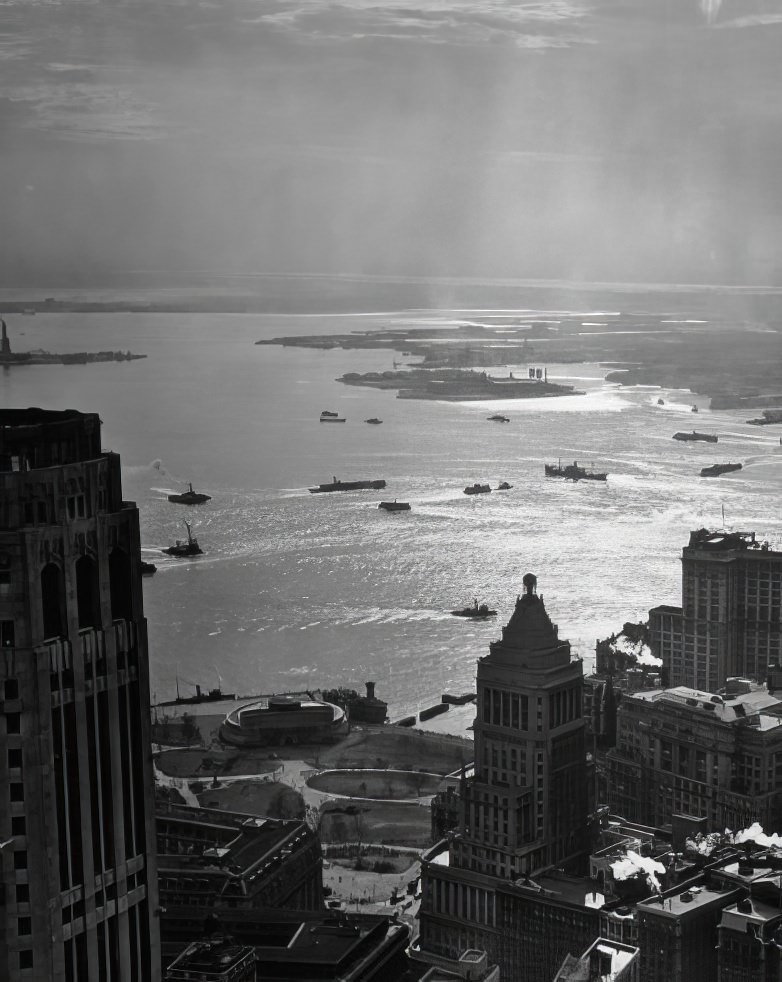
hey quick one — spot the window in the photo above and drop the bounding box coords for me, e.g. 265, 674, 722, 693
17, 917, 31, 936
4, 678, 19, 700
18, 950, 33, 970
8, 748, 22, 768
0, 571, 9, 596
10, 783, 24, 802
0, 620, 15, 648
16, 885, 29, 904
14, 851, 27, 870
6, 712, 21, 734
12, 816, 26, 836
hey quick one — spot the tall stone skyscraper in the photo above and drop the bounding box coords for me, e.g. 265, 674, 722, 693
0, 410, 161, 981
650, 529, 782, 692
418, 574, 588, 967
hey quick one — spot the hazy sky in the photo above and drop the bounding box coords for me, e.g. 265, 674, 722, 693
2, 0, 782, 286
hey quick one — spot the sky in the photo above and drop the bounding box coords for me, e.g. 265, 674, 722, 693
2, 0, 782, 287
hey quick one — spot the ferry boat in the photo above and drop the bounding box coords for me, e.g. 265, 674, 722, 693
544, 461, 608, 482
378, 500, 410, 511
700, 462, 743, 477
464, 483, 491, 495
167, 482, 212, 504
309, 477, 386, 493
673, 431, 718, 443
319, 412, 346, 422
162, 521, 203, 556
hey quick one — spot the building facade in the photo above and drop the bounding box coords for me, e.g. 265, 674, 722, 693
0, 409, 161, 981
156, 803, 323, 911
604, 685, 782, 832
417, 574, 589, 980
650, 529, 782, 693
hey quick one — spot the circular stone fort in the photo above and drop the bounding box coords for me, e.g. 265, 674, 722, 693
220, 695, 347, 747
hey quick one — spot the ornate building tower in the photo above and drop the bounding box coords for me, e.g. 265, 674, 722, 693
0, 409, 161, 981
455, 573, 587, 878
417, 575, 588, 971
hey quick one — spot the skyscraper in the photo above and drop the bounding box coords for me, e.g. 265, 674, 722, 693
650, 529, 782, 692
0, 409, 161, 981
417, 574, 588, 973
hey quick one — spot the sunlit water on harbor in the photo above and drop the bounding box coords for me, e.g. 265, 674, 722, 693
2, 308, 781, 728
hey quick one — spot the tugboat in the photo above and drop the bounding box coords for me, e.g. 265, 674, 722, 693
487, 414, 510, 422
544, 461, 608, 482
496, 481, 512, 490
378, 500, 411, 511
673, 431, 718, 443
162, 521, 203, 557
692, 405, 699, 413
365, 418, 383, 425
657, 398, 665, 406
451, 599, 497, 618
140, 561, 157, 576
464, 483, 492, 495
310, 477, 386, 493
700, 462, 743, 477
167, 482, 212, 505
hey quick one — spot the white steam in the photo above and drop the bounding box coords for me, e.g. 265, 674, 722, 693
611, 850, 666, 894
700, 0, 723, 24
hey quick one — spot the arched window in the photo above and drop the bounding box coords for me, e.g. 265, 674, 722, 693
41, 563, 65, 639
75, 556, 100, 630
109, 548, 133, 622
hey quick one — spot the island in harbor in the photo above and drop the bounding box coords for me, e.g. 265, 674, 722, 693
0, 320, 145, 367
337, 367, 581, 401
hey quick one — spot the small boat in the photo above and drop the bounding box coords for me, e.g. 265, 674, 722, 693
692, 405, 699, 413
320, 412, 346, 422
464, 483, 491, 495
320, 410, 339, 417
378, 500, 410, 512
167, 482, 212, 505
451, 600, 497, 618
310, 477, 386, 493
365, 418, 383, 425
162, 521, 203, 557
545, 461, 607, 482
673, 431, 718, 443
487, 414, 510, 422
140, 561, 157, 576
700, 462, 743, 477
496, 481, 512, 490
657, 398, 665, 406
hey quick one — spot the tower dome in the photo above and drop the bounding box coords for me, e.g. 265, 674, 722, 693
522, 572, 537, 595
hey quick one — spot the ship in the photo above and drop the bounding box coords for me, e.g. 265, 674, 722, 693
140, 561, 157, 577
692, 405, 699, 413
162, 521, 203, 556
321, 410, 339, 417
167, 482, 212, 504
319, 412, 346, 422
365, 418, 383, 424
496, 481, 512, 490
700, 462, 743, 477
309, 477, 386, 493
673, 431, 718, 443
544, 461, 608, 482
657, 398, 665, 405
378, 500, 410, 511
451, 600, 497, 618
487, 414, 510, 422
464, 483, 491, 495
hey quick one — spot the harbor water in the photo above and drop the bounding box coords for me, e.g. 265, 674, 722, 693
2, 306, 781, 727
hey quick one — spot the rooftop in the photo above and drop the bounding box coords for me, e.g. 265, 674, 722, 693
685, 528, 780, 556
636, 883, 732, 918
628, 685, 782, 726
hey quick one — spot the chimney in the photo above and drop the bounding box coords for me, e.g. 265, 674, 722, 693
365, 681, 375, 701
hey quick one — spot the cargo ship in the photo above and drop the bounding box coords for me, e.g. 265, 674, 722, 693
309, 477, 386, 493
673, 431, 718, 443
544, 461, 608, 482
700, 462, 743, 477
